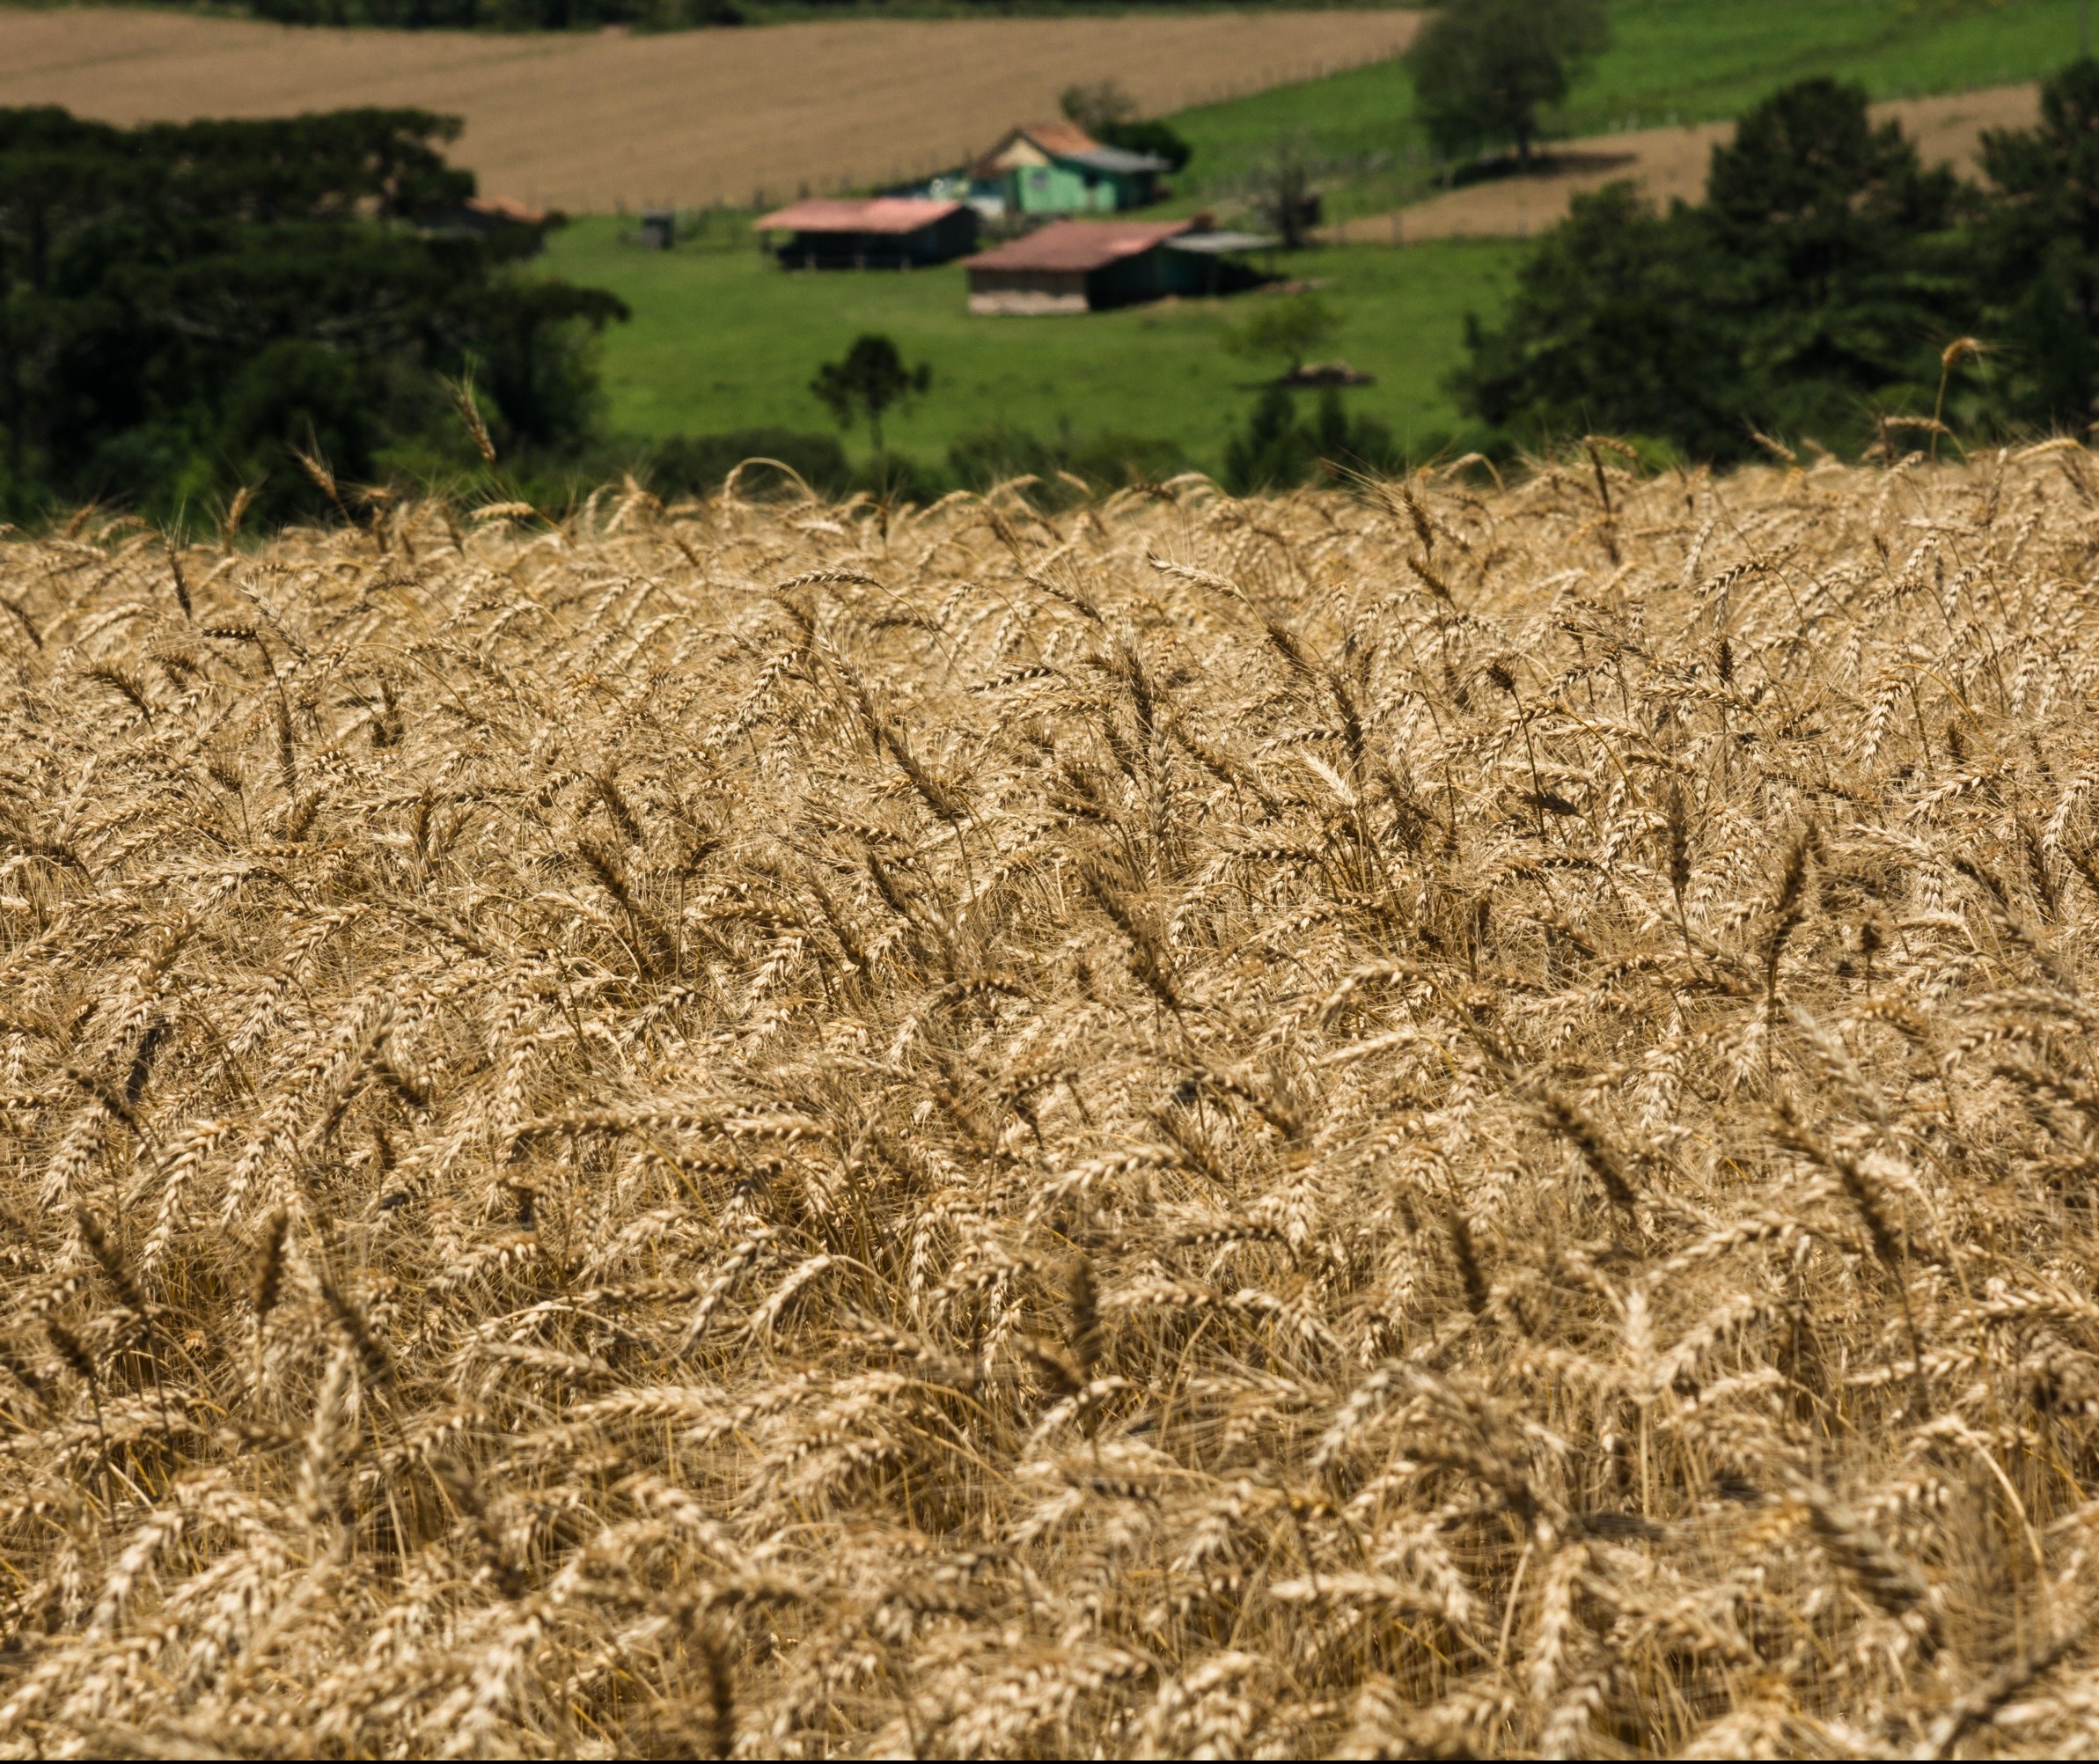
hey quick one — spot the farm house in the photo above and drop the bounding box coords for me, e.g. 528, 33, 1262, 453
967, 121, 1170, 216
756, 197, 978, 268
963, 218, 1267, 314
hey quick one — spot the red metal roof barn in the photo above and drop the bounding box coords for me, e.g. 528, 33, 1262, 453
756, 197, 978, 268
964, 218, 1269, 312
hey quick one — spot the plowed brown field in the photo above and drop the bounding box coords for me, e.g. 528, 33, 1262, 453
1327, 80, 2041, 244
0, 5, 1419, 211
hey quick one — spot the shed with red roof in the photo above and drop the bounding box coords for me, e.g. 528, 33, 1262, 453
965, 218, 1262, 313
756, 197, 977, 269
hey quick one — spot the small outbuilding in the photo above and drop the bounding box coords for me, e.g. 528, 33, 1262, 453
964, 219, 1265, 314
757, 197, 978, 268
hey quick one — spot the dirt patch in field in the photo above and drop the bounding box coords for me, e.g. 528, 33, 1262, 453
1328, 82, 2041, 244
0, 5, 1420, 213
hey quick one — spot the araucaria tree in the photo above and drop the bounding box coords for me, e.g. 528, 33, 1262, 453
1455, 76, 1976, 459
811, 334, 930, 456
1405, 0, 1610, 167
0, 107, 627, 525
1974, 56, 2099, 430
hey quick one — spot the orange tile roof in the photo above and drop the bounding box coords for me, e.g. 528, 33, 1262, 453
970, 121, 1101, 177
756, 196, 966, 235
466, 195, 549, 225
1016, 120, 1098, 158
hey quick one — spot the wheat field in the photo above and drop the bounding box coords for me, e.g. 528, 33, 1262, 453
3, 451, 2099, 1756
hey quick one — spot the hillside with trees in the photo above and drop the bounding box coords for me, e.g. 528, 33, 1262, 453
1455, 62, 2099, 459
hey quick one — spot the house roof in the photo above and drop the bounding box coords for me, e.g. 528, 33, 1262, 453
455, 195, 549, 225
970, 120, 1100, 177
1061, 145, 1171, 176
964, 218, 1194, 274
1013, 120, 1099, 158
756, 196, 966, 235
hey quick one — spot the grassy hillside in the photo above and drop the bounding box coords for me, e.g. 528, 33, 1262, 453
1170, 0, 2095, 217
542, 217, 1522, 465
553, 0, 2089, 461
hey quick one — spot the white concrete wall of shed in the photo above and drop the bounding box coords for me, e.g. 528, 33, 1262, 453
968, 290, 1090, 315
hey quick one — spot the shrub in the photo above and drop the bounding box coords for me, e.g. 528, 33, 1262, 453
643, 427, 850, 498
1223, 386, 1399, 491
947, 424, 1186, 496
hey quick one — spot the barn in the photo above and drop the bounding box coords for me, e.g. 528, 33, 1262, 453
756, 197, 978, 268
963, 219, 1265, 314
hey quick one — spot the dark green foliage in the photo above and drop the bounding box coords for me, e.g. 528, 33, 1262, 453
1228, 293, 1341, 375
1061, 79, 1139, 136
854, 450, 946, 505
629, 430, 943, 505
1222, 386, 1399, 492
0, 106, 627, 525
1976, 57, 2099, 430
1225, 386, 1309, 491
1405, 0, 1611, 166
644, 427, 850, 498
1706, 77, 1968, 437
811, 334, 930, 455
1098, 120, 1193, 174
1060, 77, 1192, 173
946, 423, 1186, 494
1452, 184, 1745, 459
470, 279, 630, 457
1456, 77, 1976, 460
635, 423, 1186, 507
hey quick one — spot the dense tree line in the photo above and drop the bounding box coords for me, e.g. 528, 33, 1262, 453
0, 107, 627, 525
1458, 63, 2099, 461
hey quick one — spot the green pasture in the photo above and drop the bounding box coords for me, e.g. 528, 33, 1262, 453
1169, 0, 2097, 217
545, 0, 2095, 468
540, 217, 1523, 467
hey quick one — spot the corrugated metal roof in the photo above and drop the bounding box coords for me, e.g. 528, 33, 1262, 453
756, 197, 965, 235
1062, 146, 1171, 176
964, 219, 1193, 274
1164, 231, 1277, 254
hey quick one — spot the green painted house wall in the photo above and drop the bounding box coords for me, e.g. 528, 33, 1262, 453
1010, 162, 1131, 215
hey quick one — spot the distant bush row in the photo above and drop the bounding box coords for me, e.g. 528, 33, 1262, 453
548, 391, 1416, 508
